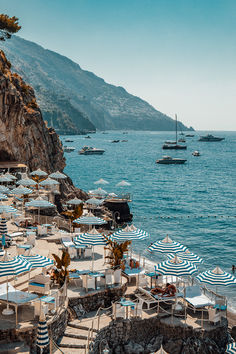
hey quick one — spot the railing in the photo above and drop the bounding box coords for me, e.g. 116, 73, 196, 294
49, 337, 64, 354
25, 212, 71, 231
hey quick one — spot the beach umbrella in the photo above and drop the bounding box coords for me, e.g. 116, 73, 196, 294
16, 177, 37, 186
0, 193, 8, 201
156, 345, 168, 354
20, 255, 53, 268
0, 175, 12, 183
36, 314, 49, 351
89, 187, 108, 197
148, 235, 187, 254
108, 192, 118, 198
155, 255, 198, 277
49, 171, 67, 179
94, 178, 109, 185
39, 178, 59, 186
0, 217, 7, 248
4, 173, 17, 181
25, 197, 56, 223
66, 197, 83, 205
73, 213, 106, 225
196, 267, 236, 287
116, 180, 131, 187
0, 186, 10, 194
74, 228, 107, 271
0, 256, 32, 315
167, 250, 203, 265
11, 185, 33, 195
0, 205, 18, 214
31, 168, 47, 177
86, 198, 104, 206
110, 224, 149, 241
226, 342, 236, 353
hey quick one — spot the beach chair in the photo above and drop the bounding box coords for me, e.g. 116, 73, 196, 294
131, 299, 143, 318
135, 287, 158, 309
184, 286, 214, 310
29, 274, 51, 294
208, 308, 221, 324
113, 303, 125, 319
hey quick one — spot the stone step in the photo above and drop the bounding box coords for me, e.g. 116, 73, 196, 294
68, 322, 99, 333
57, 335, 89, 349
0, 341, 29, 354
63, 332, 89, 340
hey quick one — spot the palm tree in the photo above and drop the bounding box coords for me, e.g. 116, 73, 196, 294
52, 250, 70, 287
104, 235, 131, 269
61, 204, 83, 231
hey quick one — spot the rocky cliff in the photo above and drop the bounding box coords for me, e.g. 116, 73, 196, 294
0, 49, 85, 200
2, 36, 194, 133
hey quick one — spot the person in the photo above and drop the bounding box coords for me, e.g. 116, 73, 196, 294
232, 265, 235, 274
151, 283, 177, 297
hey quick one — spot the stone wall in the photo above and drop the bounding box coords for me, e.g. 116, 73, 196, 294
92, 316, 229, 354
69, 283, 127, 314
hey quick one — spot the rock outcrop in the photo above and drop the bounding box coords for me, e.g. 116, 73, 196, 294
0, 50, 85, 201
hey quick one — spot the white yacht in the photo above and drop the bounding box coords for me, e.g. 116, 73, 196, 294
79, 146, 105, 155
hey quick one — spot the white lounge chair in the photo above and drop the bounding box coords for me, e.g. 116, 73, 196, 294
185, 286, 214, 309
29, 274, 51, 294
131, 300, 143, 318
113, 303, 125, 319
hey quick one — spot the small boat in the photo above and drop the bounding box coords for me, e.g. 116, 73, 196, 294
121, 140, 128, 142
192, 151, 200, 156
79, 146, 105, 155
163, 114, 187, 150
85, 136, 91, 139
64, 146, 75, 153
186, 134, 194, 137
178, 138, 186, 143
65, 139, 74, 142
111, 140, 120, 143
156, 156, 187, 164
198, 134, 225, 142
165, 141, 177, 144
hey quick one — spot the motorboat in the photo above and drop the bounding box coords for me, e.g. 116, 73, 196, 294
65, 139, 74, 142
85, 136, 91, 139
63, 146, 75, 153
79, 146, 105, 155
186, 134, 194, 137
156, 156, 187, 164
111, 140, 120, 143
163, 114, 187, 150
178, 138, 186, 143
192, 151, 200, 156
163, 144, 187, 150
198, 134, 225, 142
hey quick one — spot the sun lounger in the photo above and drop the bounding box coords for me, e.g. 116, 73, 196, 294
184, 285, 214, 309
0, 283, 38, 325
135, 287, 159, 309
28, 274, 51, 294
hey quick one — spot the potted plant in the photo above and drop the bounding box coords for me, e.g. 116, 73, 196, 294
52, 250, 70, 288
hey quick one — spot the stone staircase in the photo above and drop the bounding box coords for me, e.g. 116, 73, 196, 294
57, 319, 98, 352
0, 340, 30, 354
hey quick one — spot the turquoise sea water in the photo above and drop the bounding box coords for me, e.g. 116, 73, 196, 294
63, 131, 236, 309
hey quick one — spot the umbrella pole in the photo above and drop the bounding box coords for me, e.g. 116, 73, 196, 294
2, 276, 14, 315
38, 208, 40, 224
92, 246, 94, 272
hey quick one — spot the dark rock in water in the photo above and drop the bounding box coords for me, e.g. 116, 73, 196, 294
103, 200, 133, 223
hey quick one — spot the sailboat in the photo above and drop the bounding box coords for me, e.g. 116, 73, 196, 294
163, 114, 187, 150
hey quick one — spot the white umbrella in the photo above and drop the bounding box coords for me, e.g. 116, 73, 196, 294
49, 171, 67, 179
30, 168, 48, 177
25, 197, 56, 223
11, 185, 33, 196
155, 255, 198, 277
4, 173, 17, 181
148, 235, 187, 254
86, 198, 104, 206
0, 186, 10, 194
167, 250, 203, 264
0, 193, 8, 201
116, 180, 131, 187
196, 267, 236, 287
110, 224, 149, 241
94, 178, 109, 185
89, 188, 108, 197
0, 175, 12, 183
66, 198, 83, 205
39, 178, 59, 186
16, 177, 37, 186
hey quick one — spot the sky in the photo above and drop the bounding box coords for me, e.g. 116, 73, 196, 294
1, 0, 236, 130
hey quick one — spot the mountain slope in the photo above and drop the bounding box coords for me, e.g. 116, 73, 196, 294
1, 36, 193, 132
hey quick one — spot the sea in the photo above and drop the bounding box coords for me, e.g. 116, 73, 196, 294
62, 131, 236, 310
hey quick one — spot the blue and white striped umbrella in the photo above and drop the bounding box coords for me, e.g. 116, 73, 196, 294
0, 205, 18, 214
0, 257, 32, 277
196, 267, 236, 287
39, 178, 59, 186
11, 185, 33, 195
74, 228, 107, 246
155, 255, 198, 277
226, 342, 236, 353
0, 186, 10, 194
31, 168, 48, 177
89, 188, 108, 197
167, 250, 203, 264
0, 217, 7, 235
25, 198, 55, 209
49, 171, 67, 179
66, 198, 83, 205
36, 315, 49, 349
94, 178, 109, 185
4, 173, 17, 181
110, 224, 149, 241
73, 213, 106, 225
0, 193, 8, 201
148, 235, 187, 254
16, 177, 37, 186
20, 255, 53, 268
86, 198, 104, 206
0, 175, 12, 183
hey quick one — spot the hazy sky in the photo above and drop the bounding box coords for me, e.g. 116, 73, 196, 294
1, 0, 236, 130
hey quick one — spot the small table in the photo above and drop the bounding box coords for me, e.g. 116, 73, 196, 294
119, 299, 136, 319
145, 272, 160, 288
89, 271, 105, 289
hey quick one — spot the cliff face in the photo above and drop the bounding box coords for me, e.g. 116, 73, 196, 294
0, 49, 65, 173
